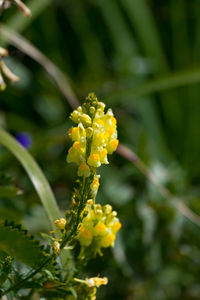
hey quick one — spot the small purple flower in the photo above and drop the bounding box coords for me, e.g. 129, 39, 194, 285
15, 132, 32, 149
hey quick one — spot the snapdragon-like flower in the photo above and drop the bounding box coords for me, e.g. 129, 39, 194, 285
77, 203, 122, 255
67, 93, 119, 175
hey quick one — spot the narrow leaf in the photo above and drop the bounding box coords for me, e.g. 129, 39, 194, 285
0, 127, 61, 228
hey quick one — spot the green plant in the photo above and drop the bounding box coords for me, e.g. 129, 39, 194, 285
0, 93, 121, 299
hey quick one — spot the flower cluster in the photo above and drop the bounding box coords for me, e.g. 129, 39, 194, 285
67, 93, 119, 177
77, 203, 121, 256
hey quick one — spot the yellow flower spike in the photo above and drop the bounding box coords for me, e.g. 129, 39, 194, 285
54, 218, 66, 230
88, 153, 101, 168
78, 163, 91, 177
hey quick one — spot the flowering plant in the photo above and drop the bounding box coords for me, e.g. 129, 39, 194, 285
0, 93, 121, 300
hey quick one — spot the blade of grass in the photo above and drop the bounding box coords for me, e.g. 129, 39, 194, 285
96, 0, 137, 72
121, 0, 168, 73
65, 1, 105, 75
0, 127, 61, 229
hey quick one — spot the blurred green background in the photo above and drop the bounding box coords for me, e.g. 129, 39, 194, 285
1, 0, 200, 299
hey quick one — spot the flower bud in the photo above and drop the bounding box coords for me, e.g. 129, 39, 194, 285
54, 218, 66, 230
53, 241, 60, 254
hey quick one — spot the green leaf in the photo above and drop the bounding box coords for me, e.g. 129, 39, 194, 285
0, 127, 61, 229
0, 221, 48, 268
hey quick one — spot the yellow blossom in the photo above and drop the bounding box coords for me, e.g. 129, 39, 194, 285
77, 204, 121, 255
88, 153, 101, 168
107, 139, 119, 154
67, 93, 118, 170
78, 163, 91, 177
90, 176, 100, 193
54, 218, 66, 230
86, 276, 108, 288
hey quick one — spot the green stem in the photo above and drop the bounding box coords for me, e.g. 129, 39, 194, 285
2, 254, 55, 295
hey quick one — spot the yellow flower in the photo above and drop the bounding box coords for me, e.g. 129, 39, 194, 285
54, 218, 66, 230
86, 276, 108, 288
88, 153, 101, 168
100, 233, 115, 248
90, 176, 100, 193
80, 114, 92, 127
67, 141, 85, 165
67, 93, 118, 170
107, 139, 119, 154
78, 163, 91, 177
77, 204, 121, 254
94, 223, 107, 236
78, 224, 92, 246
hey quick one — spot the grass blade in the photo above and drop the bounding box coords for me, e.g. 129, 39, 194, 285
0, 127, 61, 229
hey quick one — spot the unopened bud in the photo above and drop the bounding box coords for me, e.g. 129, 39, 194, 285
112, 211, 117, 217
86, 127, 93, 138
89, 106, 95, 115
87, 199, 93, 205
104, 204, 112, 214
53, 241, 60, 255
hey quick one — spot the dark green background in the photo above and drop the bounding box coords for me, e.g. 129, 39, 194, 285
1, 0, 200, 299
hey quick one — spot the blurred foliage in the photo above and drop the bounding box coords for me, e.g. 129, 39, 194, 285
1, 0, 200, 299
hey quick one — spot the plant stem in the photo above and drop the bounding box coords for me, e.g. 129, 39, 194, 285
2, 254, 55, 296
